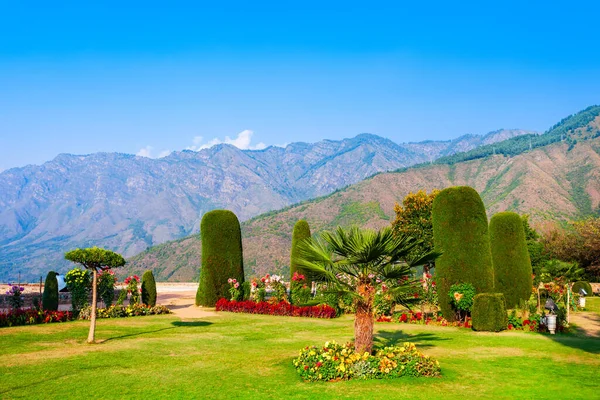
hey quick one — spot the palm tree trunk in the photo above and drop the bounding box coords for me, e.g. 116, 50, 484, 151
87, 269, 98, 344
354, 283, 375, 354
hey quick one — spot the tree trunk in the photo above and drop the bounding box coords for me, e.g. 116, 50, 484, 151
87, 269, 98, 344
354, 283, 375, 354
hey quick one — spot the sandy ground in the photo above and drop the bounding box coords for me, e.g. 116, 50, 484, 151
569, 312, 600, 337
156, 283, 220, 319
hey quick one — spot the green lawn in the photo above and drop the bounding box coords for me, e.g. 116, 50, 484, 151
1, 313, 599, 399
585, 296, 600, 313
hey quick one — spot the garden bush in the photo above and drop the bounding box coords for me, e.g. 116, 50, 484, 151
432, 186, 494, 321
141, 270, 157, 306
489, 212, 533, 308
572, 281, 593, 297
290, 220, 311, 278
65, 268, 91, 312
196, 210, 244, 307
471, 293, 508, 332
42, 271, 59, 311
293, 341, 440, 381
78, 304, 171, 319
215, 299, 336, 318
98, 270, 117, 308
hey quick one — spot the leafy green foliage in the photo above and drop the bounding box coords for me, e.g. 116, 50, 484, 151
42, 271, 59, 311
448, 283, 476, 321
391, 189, 440, 260
489, 212, 533, 308
196, 210, 244, 307
65, 268, 91, 312
98, 270, 117, 307
471, 293, 508, 332
64, 247, 126, 271
290, 220, 311, 278
141, 270, 157, 306
432, 186, 494, 321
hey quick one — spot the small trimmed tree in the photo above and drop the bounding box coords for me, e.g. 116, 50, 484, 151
471, 293, 508, 332
141, 270, 157, 306
65, 247, 126, 343
432, 186, 494, 321
42, 271, 59, 311
572, 281, 592, 296
489, 211, 533, 309
196, 210, 244, 307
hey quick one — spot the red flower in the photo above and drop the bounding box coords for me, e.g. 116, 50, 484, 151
508, 324, 514, 330
316, 361, 322, 367
304, 365, 309, 370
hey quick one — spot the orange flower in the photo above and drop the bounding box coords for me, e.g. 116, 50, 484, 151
453, 292, 464, 302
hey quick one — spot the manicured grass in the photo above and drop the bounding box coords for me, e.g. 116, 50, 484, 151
1, 313, 599, 399
585, 296, 600, 313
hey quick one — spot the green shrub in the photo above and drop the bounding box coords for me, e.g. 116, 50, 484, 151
572, 281, 592, 297
42, 271, 59, 311
290, 220, 311, 279
432, 186, 494, 321
489, 212, 533, 308
448, 282, 476, 321
98, 270, 117, 308
471, 293, 508, 332
196, 210, 245, 307
141, 270, 157, 306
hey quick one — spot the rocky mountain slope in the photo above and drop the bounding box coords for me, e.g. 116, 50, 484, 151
125, 109, 600, 282
0, 129, 531, 281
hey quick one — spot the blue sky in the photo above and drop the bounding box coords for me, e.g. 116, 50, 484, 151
1, 1, 599, 170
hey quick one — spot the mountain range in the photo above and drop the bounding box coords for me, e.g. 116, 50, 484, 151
124, 107, 600, 281
0, 128, 534, 281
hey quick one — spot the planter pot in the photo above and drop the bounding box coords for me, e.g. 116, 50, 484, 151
546, 314, 557, 334
579, 297, 586, 308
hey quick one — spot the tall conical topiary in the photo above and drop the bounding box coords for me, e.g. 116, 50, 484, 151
42, 271, 59, 311
141, 270, 157, 307
196, 210, 244, 307
290, 220, 311, 279
489, 212, 533, 309
432, 186, 494, 321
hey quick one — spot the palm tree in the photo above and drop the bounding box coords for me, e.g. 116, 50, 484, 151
294, 226, 439, 354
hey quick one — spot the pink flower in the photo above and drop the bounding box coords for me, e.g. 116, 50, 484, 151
232, 279, 237, 284
234, 282, 240, 288
228, 278, 233, 284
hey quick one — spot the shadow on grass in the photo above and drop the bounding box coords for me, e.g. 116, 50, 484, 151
102, 327, 178, 342
547, 316, 600, 354
171, 321, 213, 328
374, 329, 449, 349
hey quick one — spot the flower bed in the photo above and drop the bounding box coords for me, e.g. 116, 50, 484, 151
293, 341, 440, 381
215, 298, 337, 319
377, 312, 472, 328
0, 309, 74, 328
78, 304, 171, 320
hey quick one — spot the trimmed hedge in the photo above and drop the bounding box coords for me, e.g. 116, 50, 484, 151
196, 210, 245, 307
489, 212, 533, 309
290, 220, 311, 279
141, 270, 157, 306
471, 293, 508, 332
572, 281, 593, 297
42, 271, 59, 311
432, 186, 494, 321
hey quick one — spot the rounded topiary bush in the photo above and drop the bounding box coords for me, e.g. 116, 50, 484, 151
42, 271, 59, 311
489, 211, 533, 309
471, 293, 508, 332
572, 281, 593, 297
141, 270, 157, 306
290, 220, 311, 279
432, 186, 494, 321
196, 210, 244, 307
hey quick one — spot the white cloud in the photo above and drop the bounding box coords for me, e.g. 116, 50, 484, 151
136, 146, 171, 159
157, 149, 172, 158
188, 130, 267, 151
136, 146, 153, 158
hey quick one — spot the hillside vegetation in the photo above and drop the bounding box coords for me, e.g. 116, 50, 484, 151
125, 111, 600, 281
